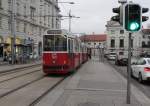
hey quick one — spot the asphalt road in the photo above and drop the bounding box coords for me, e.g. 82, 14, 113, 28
107, 60, 150, 99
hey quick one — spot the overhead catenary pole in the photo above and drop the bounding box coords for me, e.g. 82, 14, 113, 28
11, 0, 16, 64
52, 0, 54, 28
69, 10, 71, 32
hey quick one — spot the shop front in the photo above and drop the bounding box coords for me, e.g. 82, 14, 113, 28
6, 37, 25, 63
0, 36, 9, 61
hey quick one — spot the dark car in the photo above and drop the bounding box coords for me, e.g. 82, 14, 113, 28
116, 58, 128, 66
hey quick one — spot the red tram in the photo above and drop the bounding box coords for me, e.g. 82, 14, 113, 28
42, 29, 88, 74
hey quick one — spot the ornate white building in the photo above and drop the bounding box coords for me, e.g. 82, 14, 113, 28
105, 21, 150, 57
0, 0, 60, 60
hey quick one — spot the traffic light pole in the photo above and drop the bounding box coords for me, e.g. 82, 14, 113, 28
127, 32, 132, 104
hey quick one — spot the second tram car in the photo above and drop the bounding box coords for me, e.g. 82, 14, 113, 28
42, 29, 88, 74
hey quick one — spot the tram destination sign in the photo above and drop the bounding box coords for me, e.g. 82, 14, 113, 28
47, 30, 62, 34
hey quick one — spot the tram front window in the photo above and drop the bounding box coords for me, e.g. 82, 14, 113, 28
44, 35, 67, 51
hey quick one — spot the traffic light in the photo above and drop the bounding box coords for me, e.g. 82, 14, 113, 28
124, 3, 141, 32
111, 7, 120, 23
142, 8, 149, 22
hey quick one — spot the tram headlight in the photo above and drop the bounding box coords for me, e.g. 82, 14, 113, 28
64, 60, 66, 64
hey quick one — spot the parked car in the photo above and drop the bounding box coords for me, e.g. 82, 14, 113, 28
115, 58, 128, 66
107, 52, 116, 60
131, 57, 150, 83
104, 53, 109, 58
115, 52, 128, 66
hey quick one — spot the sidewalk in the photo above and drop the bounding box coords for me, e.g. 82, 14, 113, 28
0, 60, 41, 73
37, 57, 150, 106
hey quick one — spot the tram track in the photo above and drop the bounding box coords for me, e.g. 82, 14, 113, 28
0, 66, 43, 99
29, 76, 67, 106
28, 72, 76, 106
0, 63, 41, 76
0, 76, 44, 99
0, 65, 42, 83
0, 65, 73, 106
0, 69, 41, 84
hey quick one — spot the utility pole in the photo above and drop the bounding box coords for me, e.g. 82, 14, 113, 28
68, 10, 80, 32
11, 0, 16, 64
52, 0, 54, 28
69, 10, 71, 32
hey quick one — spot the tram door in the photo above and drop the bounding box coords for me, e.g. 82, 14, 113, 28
68, 39, 74, 68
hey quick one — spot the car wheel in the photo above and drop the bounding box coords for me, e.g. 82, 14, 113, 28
138, 73, 143, 83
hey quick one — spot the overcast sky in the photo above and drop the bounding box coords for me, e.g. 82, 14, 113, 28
59, 0, 150, 34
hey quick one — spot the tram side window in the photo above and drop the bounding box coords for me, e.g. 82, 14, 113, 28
68, 39, 73, 53
74, 40, 80, 52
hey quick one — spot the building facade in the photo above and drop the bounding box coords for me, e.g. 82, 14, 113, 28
0, 0, 60, 61
80, 34, 107, 56
105, 21, 150, 57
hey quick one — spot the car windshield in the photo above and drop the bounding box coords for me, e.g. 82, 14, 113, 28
110, 53, 116, 55
147, 59, 150, 65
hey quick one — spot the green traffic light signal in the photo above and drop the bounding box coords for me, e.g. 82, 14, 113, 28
129, 22, 140, 31
124, 4, 141, 32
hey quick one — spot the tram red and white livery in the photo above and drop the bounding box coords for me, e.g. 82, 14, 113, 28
42, 29, 88, 74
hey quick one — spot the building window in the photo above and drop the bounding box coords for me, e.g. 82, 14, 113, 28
24, 5, 27, 18
16, 21, 20, 32
8, 18, 11, 31
24, 23, 27, 33
30, 7, 36, 20
119, 39, 124, 48
111, 30, 115, 34
119, 52, 124, 55
16, 2, 20, 16
8, 0, 11, 12
142, 41, 145, 47
39, 28, 42, 36
148, 41, 150, 47
120, 30, 124, 34
0, 16, 2, 28
0, 0, 2, 9
110, 39, 115, 48
31, 0, 35, 3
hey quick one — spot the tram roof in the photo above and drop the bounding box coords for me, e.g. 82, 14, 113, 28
44, 29, 76, 38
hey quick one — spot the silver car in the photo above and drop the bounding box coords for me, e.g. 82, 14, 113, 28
107, 52, 116, 60
131, 57, 150, 83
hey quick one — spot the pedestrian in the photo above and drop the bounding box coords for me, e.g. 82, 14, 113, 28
88, 48, 91, 59
3, 51, 7, 61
